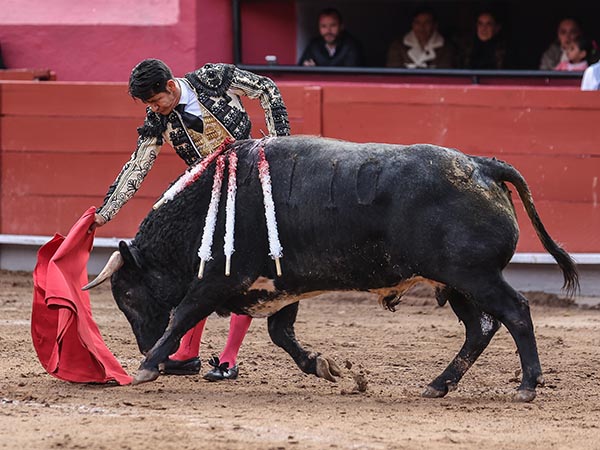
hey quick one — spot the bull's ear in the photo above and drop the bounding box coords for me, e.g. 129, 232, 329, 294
118, 241, 143, 270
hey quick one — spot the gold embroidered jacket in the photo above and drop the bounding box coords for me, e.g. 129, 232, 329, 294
97, 63, 290, 222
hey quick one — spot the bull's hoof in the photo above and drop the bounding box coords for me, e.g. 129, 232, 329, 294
421, 385, 448, 398
132, 368, 160, 385
315, 356, 342, 382
514, 389, 537, 403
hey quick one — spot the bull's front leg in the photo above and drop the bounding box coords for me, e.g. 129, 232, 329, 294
133, 283, 220, 385
267, 302, 342, 382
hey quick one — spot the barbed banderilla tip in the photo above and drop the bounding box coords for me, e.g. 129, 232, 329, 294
198, 259, 206, 279
275, 257, 282, 277
153, 197, 166, 210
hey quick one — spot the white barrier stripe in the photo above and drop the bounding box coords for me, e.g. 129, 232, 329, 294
2, 235, 598, 265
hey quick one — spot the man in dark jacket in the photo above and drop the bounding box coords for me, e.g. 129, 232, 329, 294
299, 8, 364, 67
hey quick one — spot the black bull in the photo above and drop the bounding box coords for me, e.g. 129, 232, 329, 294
85, 136, 578, 402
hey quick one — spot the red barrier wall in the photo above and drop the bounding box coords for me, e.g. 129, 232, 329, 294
1, 81, 599, 254
0, 81, 322, 239
316, 84, 600, 253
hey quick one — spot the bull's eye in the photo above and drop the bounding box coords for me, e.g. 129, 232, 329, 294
124, 291, 133, 300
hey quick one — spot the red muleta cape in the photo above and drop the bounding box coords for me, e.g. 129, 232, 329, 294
31, 207, 132, 385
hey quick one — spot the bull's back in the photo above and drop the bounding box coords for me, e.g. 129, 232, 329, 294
260, 136, 517, 235
233, 136, 519, 288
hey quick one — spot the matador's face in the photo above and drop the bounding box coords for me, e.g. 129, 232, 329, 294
143, 79, 180, 116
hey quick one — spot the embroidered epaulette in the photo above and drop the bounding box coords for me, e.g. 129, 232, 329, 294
186, 63, 236, 97
185, 66, 252, 140
137, 108, 167, 145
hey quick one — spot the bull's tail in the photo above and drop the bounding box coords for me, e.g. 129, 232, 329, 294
481, 157, 580, 297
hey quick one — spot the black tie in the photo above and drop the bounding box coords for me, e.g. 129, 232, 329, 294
175, 104, 204, 133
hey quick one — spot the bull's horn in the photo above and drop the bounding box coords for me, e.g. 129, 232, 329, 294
82, 251, 124, 290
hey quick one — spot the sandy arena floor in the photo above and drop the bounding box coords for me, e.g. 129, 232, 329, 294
1, 270, 599, 450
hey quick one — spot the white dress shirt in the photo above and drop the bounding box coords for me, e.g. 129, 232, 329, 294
581, 62, 600, 91
177, 78, 203, 117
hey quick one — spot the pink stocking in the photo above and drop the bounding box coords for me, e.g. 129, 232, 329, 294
169, 318, 207, 360
219, 313, 252, 366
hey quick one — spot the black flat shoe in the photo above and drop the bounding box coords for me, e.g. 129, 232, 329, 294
203, 356, 239, 381
160, 357, 201, 375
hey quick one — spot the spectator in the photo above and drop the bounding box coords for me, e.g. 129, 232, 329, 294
299, 8, 364, 66
386, 6, 455, 69
460, 10, 509, 69
539, 17, 581, 70
581, 60, 600, 90
554, 35, 589, 71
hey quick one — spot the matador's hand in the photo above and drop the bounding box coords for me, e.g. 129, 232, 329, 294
88, 213, 107, 234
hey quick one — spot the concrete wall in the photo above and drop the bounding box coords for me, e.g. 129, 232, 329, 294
0, 0, 298, 80
0, 81, 321, 238
0, 0, 233, 81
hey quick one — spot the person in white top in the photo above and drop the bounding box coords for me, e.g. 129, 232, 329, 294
386, 6, 456, 69
581, 61, 600, 90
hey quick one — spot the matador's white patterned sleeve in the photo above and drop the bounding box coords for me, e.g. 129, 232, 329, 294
229, 67, 290, 136
96, 136, 161, 222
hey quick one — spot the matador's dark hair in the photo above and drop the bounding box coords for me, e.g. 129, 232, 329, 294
128, 58, 173, 101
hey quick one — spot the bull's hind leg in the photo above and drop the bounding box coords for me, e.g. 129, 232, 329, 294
423, 287, 501, 398
268, 302, 342, 382
466, 277, 544, 402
